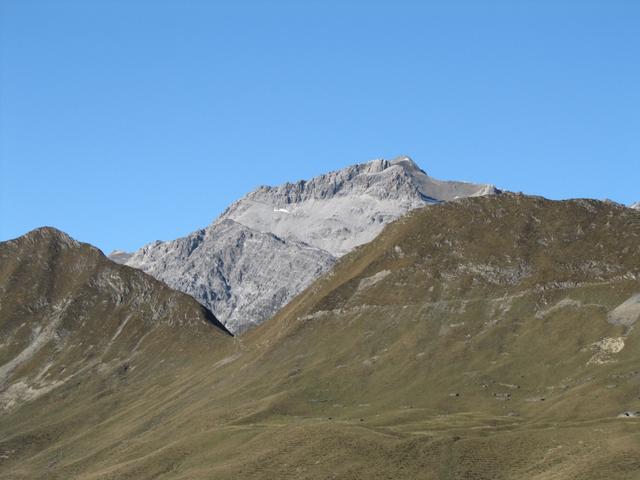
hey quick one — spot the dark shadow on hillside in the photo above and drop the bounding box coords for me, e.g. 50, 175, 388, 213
201, 306, 234, 336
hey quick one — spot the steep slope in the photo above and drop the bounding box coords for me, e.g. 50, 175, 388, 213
3, 196, 640, 480
210, 194, 640, 479
630, 201, 640, 210
0, 227, 231, 413
126, 219, 334, 333
246, 195, 640, 416
124, 156, 497, 332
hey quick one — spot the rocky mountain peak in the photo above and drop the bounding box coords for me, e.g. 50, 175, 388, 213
224, 157, 498, 256
388, 154, 421, 170
245, 156, 476, 207
121, 157, 499, 333
18, 226, 80, 249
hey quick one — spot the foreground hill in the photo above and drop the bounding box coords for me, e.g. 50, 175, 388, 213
0, 226, 231, 404
119, 156, 497, 332
0, 228, 233, 476
2, 195, 640, 479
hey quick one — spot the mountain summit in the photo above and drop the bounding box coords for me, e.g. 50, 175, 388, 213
117, 157, 497, 332
219, 156, 498, 256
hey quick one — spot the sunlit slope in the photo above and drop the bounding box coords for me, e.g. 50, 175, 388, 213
243, 194, 640, 421
222, 194, 640, 478
0, 228, 233, 479
2, 195, 640, 479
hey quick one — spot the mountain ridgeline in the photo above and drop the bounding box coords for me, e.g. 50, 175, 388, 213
1, 194, 640, 479
0, 227, 231, 412
115, 157, 497, 333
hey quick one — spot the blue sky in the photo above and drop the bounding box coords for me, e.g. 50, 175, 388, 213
1, 0, 638, 253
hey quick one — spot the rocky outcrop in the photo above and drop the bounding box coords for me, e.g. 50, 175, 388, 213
126, 219, 335, 333
221, 156, 498, 256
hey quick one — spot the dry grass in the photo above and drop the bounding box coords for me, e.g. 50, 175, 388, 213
1, 196, 640, 478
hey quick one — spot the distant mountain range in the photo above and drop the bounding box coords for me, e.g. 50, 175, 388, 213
106, 249, 133, 264
111, 156, 497, 332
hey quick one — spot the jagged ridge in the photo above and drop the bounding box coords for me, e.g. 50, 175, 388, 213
119, 157, 497, 332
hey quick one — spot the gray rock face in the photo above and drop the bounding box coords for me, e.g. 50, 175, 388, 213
222, 157, 497, 256
126, 219, 334, 333
124, 156, 497, 333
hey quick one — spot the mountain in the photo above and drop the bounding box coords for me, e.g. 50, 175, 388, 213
219, 156, 497, 257
223, 194, 640, 478
123, 156, 497, 332
0, 227, 231, 413
630, 201, 640, 210
107, 249, 133, 264
124, 219, 334, 332
2, 196, 640, 479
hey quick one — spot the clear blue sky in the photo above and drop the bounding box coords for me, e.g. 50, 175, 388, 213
1, 0, 638, 253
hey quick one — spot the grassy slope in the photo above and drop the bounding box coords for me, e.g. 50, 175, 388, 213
2, 196, 640, 479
